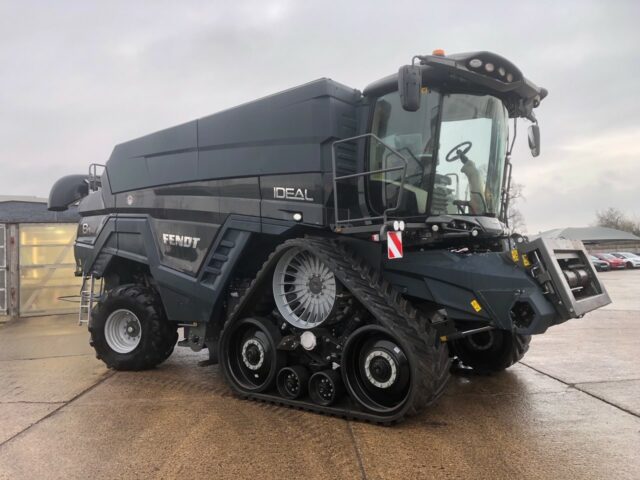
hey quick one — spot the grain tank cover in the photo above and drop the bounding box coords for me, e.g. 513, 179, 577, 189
106, 79, 360, 194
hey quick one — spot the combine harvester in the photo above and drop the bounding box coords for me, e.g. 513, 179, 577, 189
49, 50, 610, 423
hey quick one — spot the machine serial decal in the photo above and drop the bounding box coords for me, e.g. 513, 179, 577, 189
273, 187, 314, 202
162, 233, 201, 248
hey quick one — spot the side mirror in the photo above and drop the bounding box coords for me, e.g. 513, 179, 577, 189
398, 65, 421, 112
528, 124, 541, 157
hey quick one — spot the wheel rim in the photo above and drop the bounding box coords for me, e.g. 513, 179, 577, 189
272, 248, 337, 329
104, 309, 142, 354
342, 326, 412, 414
224, 318, 282, 393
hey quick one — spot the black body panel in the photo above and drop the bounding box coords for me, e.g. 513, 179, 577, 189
383, 250, 558, 335
78, 212, 266, 322
106, 79, 360, 194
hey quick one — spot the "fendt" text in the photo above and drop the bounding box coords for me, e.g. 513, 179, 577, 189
162, 233, 201, 249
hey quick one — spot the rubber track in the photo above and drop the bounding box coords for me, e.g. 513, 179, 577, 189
220, 237, 451, 424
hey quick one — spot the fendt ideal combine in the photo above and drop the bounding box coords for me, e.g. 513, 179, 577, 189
50, 50, 610, 423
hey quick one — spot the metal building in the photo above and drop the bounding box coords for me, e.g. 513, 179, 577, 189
535, 226, 640, 254
0, 196, 80, 322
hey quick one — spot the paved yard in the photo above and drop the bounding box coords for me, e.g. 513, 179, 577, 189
0, 270, 638, 479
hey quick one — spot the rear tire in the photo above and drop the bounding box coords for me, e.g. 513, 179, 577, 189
89, 284, 178, 371
450, 329, 531, 374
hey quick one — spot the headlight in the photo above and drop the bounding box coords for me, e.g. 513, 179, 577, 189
484, 63, 495, 73
469, 58, 482, 69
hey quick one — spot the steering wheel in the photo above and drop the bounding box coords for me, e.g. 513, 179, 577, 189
445, 141, 473, 162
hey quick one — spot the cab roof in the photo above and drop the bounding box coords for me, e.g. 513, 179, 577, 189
364, 51, 547, 120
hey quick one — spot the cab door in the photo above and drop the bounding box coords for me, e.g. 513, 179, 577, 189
366, 90, 441, 218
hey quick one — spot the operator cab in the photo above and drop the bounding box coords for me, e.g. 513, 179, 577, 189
368, 90, 508, 218
344, 50, 547, 234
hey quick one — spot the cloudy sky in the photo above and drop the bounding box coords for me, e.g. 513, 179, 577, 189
1, 0, 638, 233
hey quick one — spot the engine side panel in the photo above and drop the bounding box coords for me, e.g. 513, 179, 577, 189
77, 210, 266, 322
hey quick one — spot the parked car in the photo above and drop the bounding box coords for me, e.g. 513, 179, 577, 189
590, 255, 610, 272
611, 252, 640, 269
594, 253, 626, 269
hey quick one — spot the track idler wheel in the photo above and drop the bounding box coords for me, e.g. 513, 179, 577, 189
277, 366, 309, 399
220, 317, 284, 393
342, 325, 413, 416
309, 370, 343, 406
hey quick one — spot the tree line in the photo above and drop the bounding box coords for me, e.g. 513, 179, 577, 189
506, 187, 639, 237
595, 207, 640, 236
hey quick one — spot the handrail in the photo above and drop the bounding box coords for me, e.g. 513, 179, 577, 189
88, 163, 106, 192
331, 133, 410, 228
335, 165, 405, 181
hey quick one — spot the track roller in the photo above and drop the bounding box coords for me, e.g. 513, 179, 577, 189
309, 370, 343, 406
277, 366, 309, 399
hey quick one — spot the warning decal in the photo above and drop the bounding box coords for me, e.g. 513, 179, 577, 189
387, 231, 403, 259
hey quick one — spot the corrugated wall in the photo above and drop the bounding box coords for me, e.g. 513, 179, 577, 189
17, 223, 82, 317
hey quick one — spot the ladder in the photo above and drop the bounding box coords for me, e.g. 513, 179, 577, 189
78, 275, 102, 326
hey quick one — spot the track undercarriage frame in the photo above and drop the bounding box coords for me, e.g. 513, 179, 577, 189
218, 236, 451, 424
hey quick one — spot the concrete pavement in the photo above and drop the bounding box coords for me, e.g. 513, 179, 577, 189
0, 270, 638, 479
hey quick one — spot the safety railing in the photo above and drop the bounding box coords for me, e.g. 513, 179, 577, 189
331, 134, 409, 228
88, 163, 106, 192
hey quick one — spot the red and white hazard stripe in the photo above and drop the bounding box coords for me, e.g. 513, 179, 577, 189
387, 231, 403, 259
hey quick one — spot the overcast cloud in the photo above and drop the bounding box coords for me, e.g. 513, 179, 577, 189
1, 0, 638, 233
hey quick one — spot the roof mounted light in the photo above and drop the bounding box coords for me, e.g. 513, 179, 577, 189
432, 49, 446, 56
